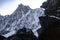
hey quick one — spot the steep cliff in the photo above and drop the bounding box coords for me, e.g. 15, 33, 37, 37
39, 0, 60, 40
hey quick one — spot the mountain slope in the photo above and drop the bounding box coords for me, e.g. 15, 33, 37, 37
0, 4, 45, 38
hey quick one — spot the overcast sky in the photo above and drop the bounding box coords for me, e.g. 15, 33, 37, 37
0, 0, 47, 16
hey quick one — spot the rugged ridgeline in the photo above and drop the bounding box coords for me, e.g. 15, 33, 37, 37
39, 0, 60, 40
41, 0, 60, 17
0, 4, 45, 40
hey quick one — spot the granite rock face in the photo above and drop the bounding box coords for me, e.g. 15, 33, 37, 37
0, 4, 45, 39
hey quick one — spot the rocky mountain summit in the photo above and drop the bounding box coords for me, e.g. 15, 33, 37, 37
0, 4, 45, 39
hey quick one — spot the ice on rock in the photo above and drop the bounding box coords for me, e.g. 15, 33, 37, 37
0, 4, 45, 38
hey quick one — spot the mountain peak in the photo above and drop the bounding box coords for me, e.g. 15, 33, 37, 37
18, 4, 30, 10
0, 4, 44, 38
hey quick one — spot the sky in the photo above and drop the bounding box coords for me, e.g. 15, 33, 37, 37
0, 0, 47, 16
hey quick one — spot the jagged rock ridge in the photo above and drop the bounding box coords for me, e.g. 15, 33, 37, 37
0, 4, 45, 38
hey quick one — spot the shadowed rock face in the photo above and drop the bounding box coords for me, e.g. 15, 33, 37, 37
41, 0, 60, 17
7, 28, 38, 40
41, 1, 48, 9
0, 35, 6, 40
0, 28, 38, 40
41, 0, 60, 9
38, 16, 60, 40
39, 0, 60, 40
44, 0, 60, 17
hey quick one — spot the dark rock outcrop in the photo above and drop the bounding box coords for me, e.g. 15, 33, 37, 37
41, 1, 48, 9
7, 28, 38, 40
0, 28, 38, 40
41, 0, 60, 17
39, 16, 60, 40
0, 35, 6, 40
39, 0, 60, 40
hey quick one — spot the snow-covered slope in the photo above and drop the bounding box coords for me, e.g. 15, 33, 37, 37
0, 4, 45, 38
